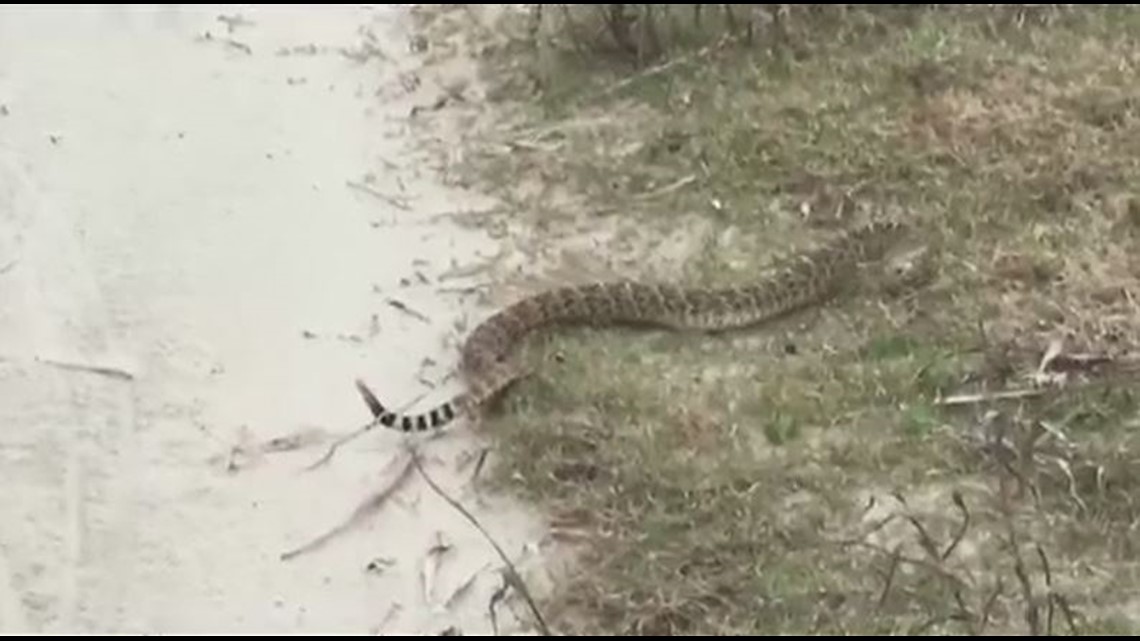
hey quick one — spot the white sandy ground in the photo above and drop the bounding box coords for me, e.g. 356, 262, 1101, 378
0, 4, 558, 635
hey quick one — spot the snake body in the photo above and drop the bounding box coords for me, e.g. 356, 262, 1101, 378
356, 219, 908, 432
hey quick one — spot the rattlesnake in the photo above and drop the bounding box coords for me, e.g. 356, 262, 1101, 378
355, 219, 909, 432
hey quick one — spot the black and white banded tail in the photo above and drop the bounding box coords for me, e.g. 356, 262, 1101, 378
355, 378, 465, 432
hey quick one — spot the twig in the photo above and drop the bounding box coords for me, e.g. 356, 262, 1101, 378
978, 578, 1003, 635
838, 539, 969, 590
903, 513, 941, 562
303, 418, 378, 471
436, 284, 492, 296
223, 38, 252, 54
942, 490, 970, 561
876, 544, 902, 611
634, 174, 696, 200
347, 179, 412, 211
596, 34, 734, 98
410, 451, 551, 636
1036, 544, 1053, 635
305, 379, 434, 471
302, 377, 386, 471
444, 561, 491, 610
387, 298, 431, 324
372, 602, 403, 635
1052, 456, 1088, 514
934, 388, 1046, 406
280, 452, 416, 561
1009, 534, 1039, 636
1053, 594, 1080, 635
488, 574, 510, 636
471, 447, 490, 482
953, 590, 972, 625
422, 533, 453, 604
36, 356, 134, 381
216, 13, 254, 32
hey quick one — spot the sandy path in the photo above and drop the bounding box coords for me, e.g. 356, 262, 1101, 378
0, 5, 548, 635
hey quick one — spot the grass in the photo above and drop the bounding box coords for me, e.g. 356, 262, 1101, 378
405, 4, 1140, 635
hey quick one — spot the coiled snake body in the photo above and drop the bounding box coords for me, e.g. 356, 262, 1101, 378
356, 220, 908, 432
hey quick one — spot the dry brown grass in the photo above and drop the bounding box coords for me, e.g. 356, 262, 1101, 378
406, 4, 1140, 635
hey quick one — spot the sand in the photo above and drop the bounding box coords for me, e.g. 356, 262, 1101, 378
0, 4, 551, 634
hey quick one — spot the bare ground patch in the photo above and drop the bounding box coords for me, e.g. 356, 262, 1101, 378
403, 4, 1140, 635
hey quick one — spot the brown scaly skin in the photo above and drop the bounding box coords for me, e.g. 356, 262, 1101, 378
356, 219, 909, 433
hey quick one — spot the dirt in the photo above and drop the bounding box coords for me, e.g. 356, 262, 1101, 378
0, 5, 554, 635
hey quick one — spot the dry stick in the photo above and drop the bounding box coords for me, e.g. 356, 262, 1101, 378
444, 561, 490, 610
280, 453, 417, 561
994, 436, 1044, 635
304, 418, 379, 471
347, 179, 412, 211
633, 174, 696, 201
1036, 544, 1054, 636
471, 447, 490, 482
1009, 533, 1039, 636
952, 590, 972, 626
903, 513, 941, 562
1054, 593, 1080, 635
941, 490, 970, 561
596, 33, 735, 99
934, 388, 1046, 406
488, 574, 511, 637
996, 451, 1041, 509
410, 451, 551, 637
840, 539, 969, 590
305, 380, 433, 471
36, 357, 134, 381
876, 544, 902, 611
387, 298, 431, 324
978, 578, 1004, 635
